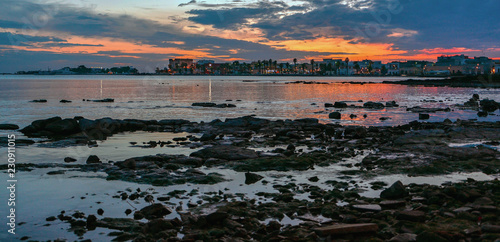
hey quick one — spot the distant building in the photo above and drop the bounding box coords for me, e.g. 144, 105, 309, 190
386, 62, 400, 75
169, 58, 194, 74
494, 63, 500, 74
436, 54, 469, 66
197, 59, 215, 65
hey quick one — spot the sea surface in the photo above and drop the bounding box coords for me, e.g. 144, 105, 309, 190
0, 75, 499, 241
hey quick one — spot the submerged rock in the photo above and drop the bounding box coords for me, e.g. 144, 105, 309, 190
86, 155, 101, 164
190, 145, 258, 161
0, 124, 19, 130
138, 204, 172, 220
363, 101, 384, 109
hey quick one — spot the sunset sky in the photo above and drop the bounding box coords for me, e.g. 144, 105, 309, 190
1, 0, 499, 72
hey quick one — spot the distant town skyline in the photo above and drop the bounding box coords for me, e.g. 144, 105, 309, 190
1, 0, 500, 73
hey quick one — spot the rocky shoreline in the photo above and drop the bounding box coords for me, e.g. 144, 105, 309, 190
1, 106, 500, 241
383, 75, 500, 88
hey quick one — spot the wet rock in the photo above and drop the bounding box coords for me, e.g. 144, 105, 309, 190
60, 99, 72, 103
329, 112, 341, 119
125, 209, 132, 216
308, 176, 319, 182
200, 133, 217, 141
206, 211, 228, 224
46, 216, 57, 221
97, 208, 104, 216
95, 217, 142, 230
380, 200, 406, 209
380, 181, 408, 199
363, 102, 384, 109
86, 215, 97, 230
139, 204, 172, 220
416, 231, 447, 242
86, 155, 101, 164
214, 103, 236, 108
389, 233, 417, 242
192, 102, 217, 107
480, 99, 499, 112
91, 98, 114, 102
477, 111, 488, 117
418, 113, 430, 120
481, 224, 500, 233
0, 124, 19, 130
158, 119, 190, 126
396, 210, 426, 222
30, 99, 47, 103
324, 103, 334, 107
64, 157, 77, 163
245, 172, 263, 185
45, 118, 80, 135
386, 101, 399, 107
334, 102, 348, 108
190, 145, 258, 161
352, 204, 382, 212
313, 223, 379, 236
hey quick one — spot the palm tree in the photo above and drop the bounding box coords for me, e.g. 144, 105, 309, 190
344, 57, 349, 75
310, 59, 315, 75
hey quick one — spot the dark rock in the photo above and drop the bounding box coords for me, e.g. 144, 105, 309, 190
190, 145, 258, 161
363, 102, 385, 109
416, 231, 447, 242
380, 181, 408, 199
329, 112, 341, 119
97, 208, 104, 216
139, 204, 172, 220
45, 118, 80, 135
480, 99, 499, 112
192, 102, 217, 107
86, 155, 101, 164
396, 210, 426, 222
350, 114, 357, 119
60, 100, 72, 103
31, 117, 62, 130
64, 157, 77, 163
380, 200, 406, 209
214, 103, 236, 108
313, 223, 379, 236
0, 124, 19, 130
386, 101, 399, 107
86, 215, 97, 230
477, 111, 488, 117
286, 144, 295, 151
245, 172, 264, 184
308, 176, 319, 182
418, 113, 430, 120
206, 211, 228, 224
91, 98, 114, 102
158, 119, 190, 126
472, 94, 480, 101
334, 102, 348, 108
30, 99, 47, 103
46, 216, 57, 221
324, 103, 334, 107
481, 224, 500, 233
200, 133, 217, 141
389, 233, 417, 242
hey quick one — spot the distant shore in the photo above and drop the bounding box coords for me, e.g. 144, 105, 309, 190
383, 75, 500, 88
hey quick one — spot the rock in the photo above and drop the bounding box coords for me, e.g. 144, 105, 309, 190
386, 101, 399, 107
64, 157, 77, 163
329, 112, 341, 119
0, 124, 19, 130
245, 172, 263, 185
334, 102, 348, 108
200, 133, 217, 141
190, 145, 258, 161
363, 102, 384, 109
396, 210, 426, 222
30, 99, 47, 103
308, 176, 319, 182
86, 155, 101, 164
472, 94, 480, 101
380, 200, 406, 209
45, 118, 80, 135
214, 103, 236, 108
267, 220, 282, 232
350, 114, 357, 119
389, 233, 417, 242
158, 119, 190, 125
480, 99, 499, 112
91, 98, 114, 102
325, 103, 334, 107
380, 181, 408, 199
60, 99, 72, 103
78, 118, 99, 131
286, 144, 295, 151
192, 102, 217, 107
313, 223, 379, 236
416, 231, 447, 242
418, 113, 430, 120
477, 111, 488, 117
481, 224, 500, 233
206, 211, 228, 224
139, 204, 172, 220
86, 215, 97, 230
352, 204, 382, 212
97, 208, 104, 216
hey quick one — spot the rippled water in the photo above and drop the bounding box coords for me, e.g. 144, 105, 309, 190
1, 75, 499, 127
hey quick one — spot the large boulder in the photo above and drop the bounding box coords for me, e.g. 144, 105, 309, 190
334, 102, 348, 108
190, 145, 258, 161
329, 112, 341, 119
380, 181, 408, 199
245, 172, 263, 184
